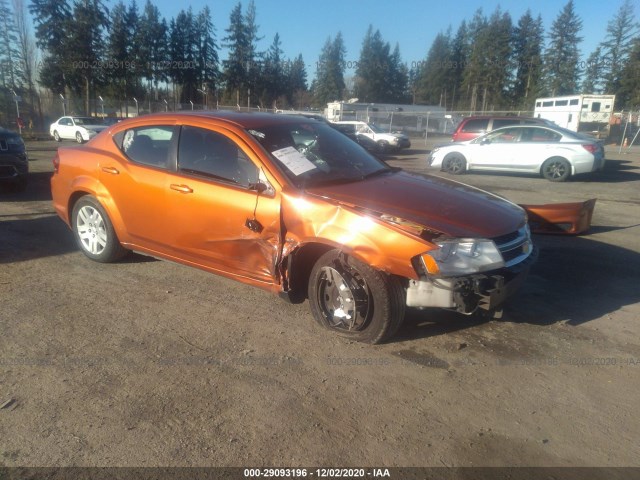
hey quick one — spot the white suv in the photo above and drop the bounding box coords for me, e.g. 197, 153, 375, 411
332, 121, 411, 153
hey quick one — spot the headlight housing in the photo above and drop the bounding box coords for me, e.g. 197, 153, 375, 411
419, 238, 505, 277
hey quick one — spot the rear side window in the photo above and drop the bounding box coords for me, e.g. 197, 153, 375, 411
491, 118, 520, 129
521, 128, 562, 143
460, 119, 489, 132
120, 126, 176, 169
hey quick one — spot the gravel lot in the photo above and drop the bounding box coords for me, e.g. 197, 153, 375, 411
1, 137, 639, 470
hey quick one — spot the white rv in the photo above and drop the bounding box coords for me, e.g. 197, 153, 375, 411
534, 94, 615, 136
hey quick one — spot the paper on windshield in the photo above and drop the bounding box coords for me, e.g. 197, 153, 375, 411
271, 146, 317, 176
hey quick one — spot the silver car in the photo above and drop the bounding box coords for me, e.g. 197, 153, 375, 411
427, 125, 605, 182
50, 116, 108, 144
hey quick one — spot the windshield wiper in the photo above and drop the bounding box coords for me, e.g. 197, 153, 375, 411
360, 167, 397, 180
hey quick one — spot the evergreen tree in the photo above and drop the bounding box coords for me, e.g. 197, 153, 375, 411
581, 47, 604, 94
66, 0, 109, 114
447, 21, 468, 109
169, 7, 200, 103
599, 0, 638, 95
106, 2, 132, 104
137, 0, 168, 96
355, 26, 391, 102
511, 11, 543, 107
461, 9, 488, 110
543, 0, 583, 96
416, 30, 451, 105
12, 0, 38, 108
29, 0, 72, 94
0, 0, 24, 87
196, 5, 219, 104
314, 33, 346, 106
388, 43, 409, 103
260, 33, 285, 107
286, 53, 308, 108
618, 37, 640, 107
462, 7, 513, 110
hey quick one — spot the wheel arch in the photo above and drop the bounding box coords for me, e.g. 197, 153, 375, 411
66, 178, 128, 243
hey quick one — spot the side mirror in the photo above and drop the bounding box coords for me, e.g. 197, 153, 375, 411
480, 138, 491, 145
249, 181, 268, 193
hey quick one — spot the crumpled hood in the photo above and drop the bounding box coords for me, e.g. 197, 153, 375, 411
305, 170, 526, 239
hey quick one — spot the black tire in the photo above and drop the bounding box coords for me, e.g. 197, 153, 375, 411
53, 131, 61, 142
541, 157, 571, 182
71, 195, 127, 262
307, 250, 405, 344
376, 140, 389, 153
76, 131, 84, 144
442, 153, 467, 174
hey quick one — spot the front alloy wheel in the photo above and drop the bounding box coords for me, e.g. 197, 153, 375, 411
72, 196, 127, 262
443, 153, 466, 174
76, 131, 84, 143
308, 250, 405, 344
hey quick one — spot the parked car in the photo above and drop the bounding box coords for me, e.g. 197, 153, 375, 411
332, 121, 411, 152
428, 124, 605, 182
0, 127, 28, 191
452, 116, 548, 142
50, 116, 109, 143
51, 112, 535, 343
330, 122, 379, 152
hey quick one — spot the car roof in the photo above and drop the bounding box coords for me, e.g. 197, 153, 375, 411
460, 115, 542, 121
125, 111, 319, 130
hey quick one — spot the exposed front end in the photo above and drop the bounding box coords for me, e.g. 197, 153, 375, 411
406, 225, 536, 314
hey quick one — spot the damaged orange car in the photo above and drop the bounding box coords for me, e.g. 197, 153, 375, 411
51, 112, 536, 343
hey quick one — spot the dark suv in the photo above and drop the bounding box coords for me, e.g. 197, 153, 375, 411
0, 127, 28, 191
452, 116, 548, 142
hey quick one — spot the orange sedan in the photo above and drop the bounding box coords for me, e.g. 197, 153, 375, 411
51, 111, 536, 343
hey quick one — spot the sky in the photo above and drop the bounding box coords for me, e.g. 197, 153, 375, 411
137, 0, 611, 80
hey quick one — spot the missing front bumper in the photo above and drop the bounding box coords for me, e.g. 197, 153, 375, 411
406, 247, 537, 314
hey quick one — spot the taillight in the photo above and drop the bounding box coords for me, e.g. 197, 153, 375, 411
52, 154, 60, 174
582, 144, 598, 154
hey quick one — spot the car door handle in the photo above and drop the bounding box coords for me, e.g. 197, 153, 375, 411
170, 184, 193, 194
101, 166, 119, 175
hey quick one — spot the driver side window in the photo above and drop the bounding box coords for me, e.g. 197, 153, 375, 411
177, 126, 258, 187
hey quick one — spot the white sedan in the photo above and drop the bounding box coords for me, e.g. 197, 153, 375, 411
427, 125, 605, 182
50, 116, 108, 144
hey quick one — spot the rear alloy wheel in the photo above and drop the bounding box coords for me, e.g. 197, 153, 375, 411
308, 250, 405, 344
442, 153, 466, 175
72, 196, 127, 262
541, 157, 571, 182
76, 131, 84, 144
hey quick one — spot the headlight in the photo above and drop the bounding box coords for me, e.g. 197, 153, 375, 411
419, 238, 504, 277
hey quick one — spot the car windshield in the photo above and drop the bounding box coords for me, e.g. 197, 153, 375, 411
248, 121, 392, 188
73, 117, 96, 125
368, 123, 385, 133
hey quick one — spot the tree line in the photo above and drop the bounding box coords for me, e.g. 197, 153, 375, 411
0, 0, 639, 121
413, 0, 640, 110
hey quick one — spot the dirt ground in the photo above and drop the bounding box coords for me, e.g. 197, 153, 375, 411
1, 137, 639, 471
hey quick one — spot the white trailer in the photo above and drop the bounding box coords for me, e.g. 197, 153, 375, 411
534, 94, 615, 136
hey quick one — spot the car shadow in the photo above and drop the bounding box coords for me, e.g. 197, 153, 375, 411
0, 214, 77, 263
579, 159, 640, 183
395, 233, 640, 341
0, 214, 158, 265
0, 171, 53, 202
